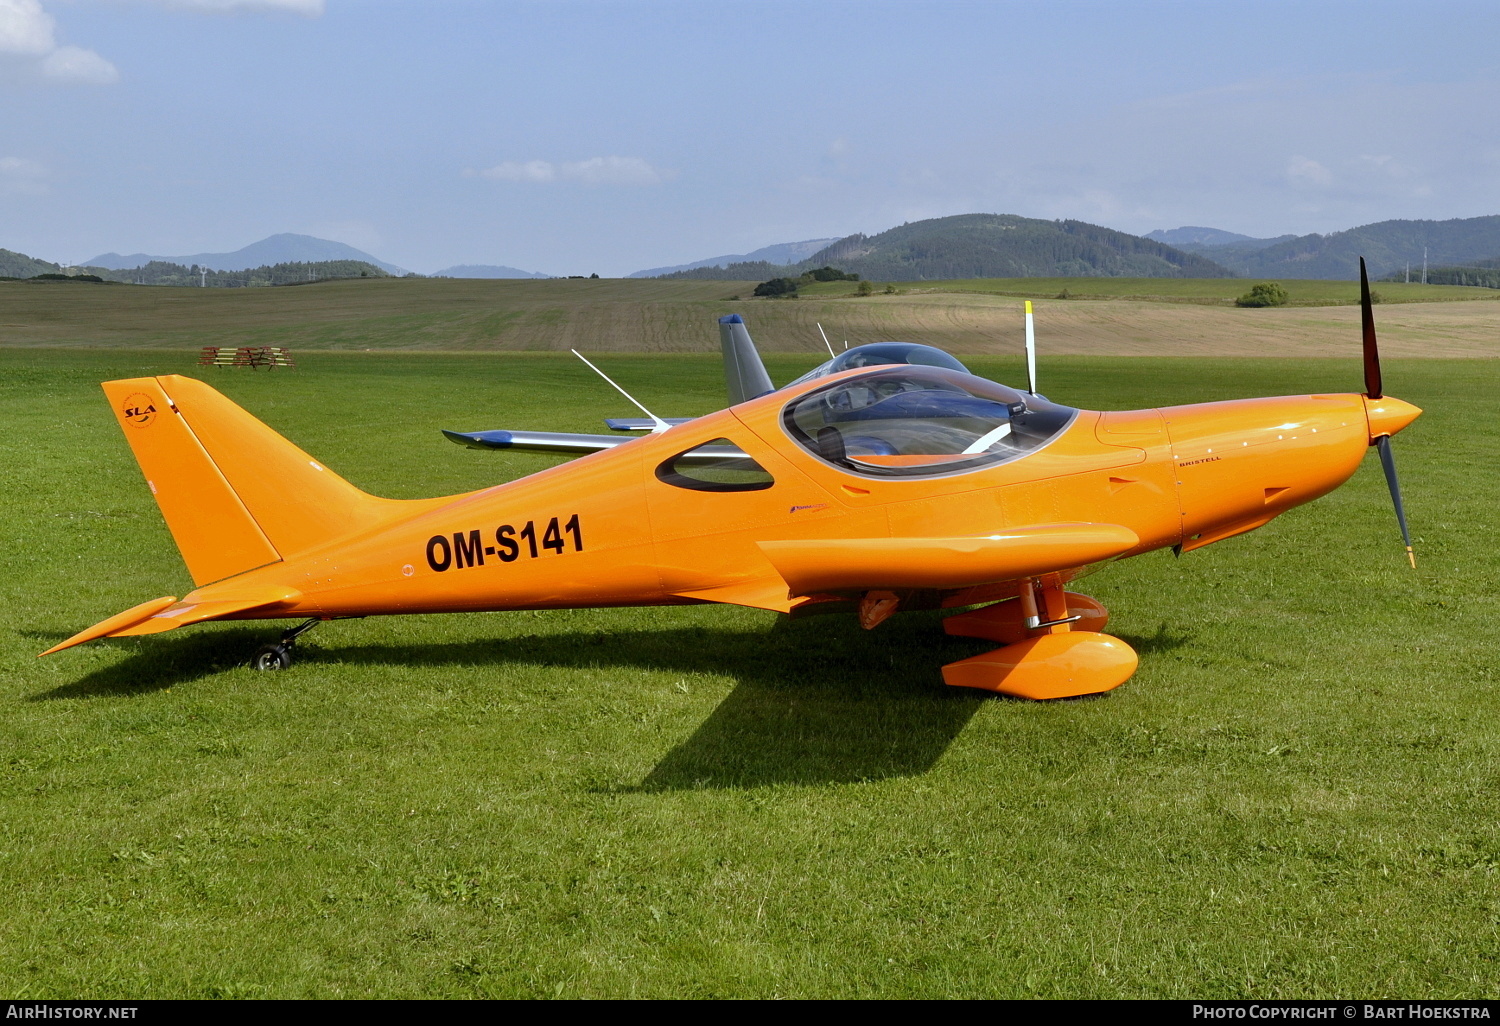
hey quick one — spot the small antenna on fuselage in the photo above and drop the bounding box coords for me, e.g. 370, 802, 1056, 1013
570, 350, 672, 433
816, 322, 836, 360
1024, 300, 1038, 396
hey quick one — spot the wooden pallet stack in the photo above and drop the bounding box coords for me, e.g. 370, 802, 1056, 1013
196, 345, 297, 369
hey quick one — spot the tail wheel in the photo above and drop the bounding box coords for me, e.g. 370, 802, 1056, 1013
251, 643, 292, 671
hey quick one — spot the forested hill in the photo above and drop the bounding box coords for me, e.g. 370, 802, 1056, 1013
0, 248, 63, 278
1215, 216, 1500, 280
661, 214, 1234, 280
804, 214, 1234, 281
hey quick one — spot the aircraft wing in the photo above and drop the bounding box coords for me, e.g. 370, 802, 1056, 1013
604, 417, 695, 431
757, 523, 1139, 595
445, 313, 774, 451
441, 428, 750, 465
441, 429, 633, 456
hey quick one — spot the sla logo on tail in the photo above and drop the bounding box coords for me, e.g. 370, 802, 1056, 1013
122, 392, 158, 428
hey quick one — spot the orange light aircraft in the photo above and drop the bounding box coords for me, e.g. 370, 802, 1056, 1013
42, 260, 1419, 699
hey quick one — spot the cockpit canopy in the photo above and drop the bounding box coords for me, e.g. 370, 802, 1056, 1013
782, 366, 1077, 478
787, 342, 971, 388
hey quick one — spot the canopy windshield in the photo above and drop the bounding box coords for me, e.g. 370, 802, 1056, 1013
781, 366, 1077, 478
787, 342, 971, 388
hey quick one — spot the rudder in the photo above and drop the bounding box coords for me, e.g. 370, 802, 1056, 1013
104, 375, 418, 586
103, 377, 279, 586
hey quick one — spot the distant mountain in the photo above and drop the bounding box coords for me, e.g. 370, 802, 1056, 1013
630, 238, 840, 278
86, 233, 410, 276
430, 264, 551, 279
0, 248, 61, 278
1210, 216, 1500, 280
799, 214, 1234, 281
1146, 226, 1293, 250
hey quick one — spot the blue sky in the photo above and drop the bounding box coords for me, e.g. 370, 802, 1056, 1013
3, 0, 1499, 275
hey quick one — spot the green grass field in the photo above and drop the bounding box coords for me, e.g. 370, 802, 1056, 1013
2, 347, 1498, 998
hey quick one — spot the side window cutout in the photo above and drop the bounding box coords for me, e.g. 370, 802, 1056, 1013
655, 438, 775, 492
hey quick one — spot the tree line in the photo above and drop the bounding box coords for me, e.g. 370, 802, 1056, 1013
103, 259, 392, 287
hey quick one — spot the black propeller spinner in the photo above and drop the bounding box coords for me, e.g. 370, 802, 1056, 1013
1360, 256, 1415, 569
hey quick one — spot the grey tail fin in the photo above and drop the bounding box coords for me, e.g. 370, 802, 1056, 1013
718, 314, 775, 405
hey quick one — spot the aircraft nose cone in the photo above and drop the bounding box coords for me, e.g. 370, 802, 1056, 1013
1364, 395, 1422, 442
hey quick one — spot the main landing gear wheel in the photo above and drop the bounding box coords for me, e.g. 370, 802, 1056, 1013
252, 643, 293, 671
248, 617, 324, 671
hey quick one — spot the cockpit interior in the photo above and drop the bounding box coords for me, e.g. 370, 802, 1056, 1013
781, 366, 1077, 478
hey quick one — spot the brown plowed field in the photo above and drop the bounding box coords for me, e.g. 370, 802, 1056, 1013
2, 276, 1495, 356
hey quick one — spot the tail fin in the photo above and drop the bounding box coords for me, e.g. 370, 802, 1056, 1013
718, 314, 775, 405
103, 375, 416, 586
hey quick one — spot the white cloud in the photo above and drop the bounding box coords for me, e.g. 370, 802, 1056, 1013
0, 0, 55, 55
474, 159, 557, 183
42, 45, 117, 83
0, 0, 116, 84
561, 156, 662, 186
0, 0, 314, 89
470, 156, 665, 186
152, 0, 324, 15
1286, 155, 1333, 187
0, 154, 47, 194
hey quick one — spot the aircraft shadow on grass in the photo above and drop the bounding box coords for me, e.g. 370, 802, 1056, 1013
26, 627, 273, 700
20, 612, 1087, 788
29, 612, 1192, 789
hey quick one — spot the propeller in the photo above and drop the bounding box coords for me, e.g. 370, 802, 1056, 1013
1360, 257, 1415, 569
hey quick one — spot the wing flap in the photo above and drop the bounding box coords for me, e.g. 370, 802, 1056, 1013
757, 523, 1139, 595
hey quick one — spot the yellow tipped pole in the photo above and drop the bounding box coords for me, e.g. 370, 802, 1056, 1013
1024, 300, 1037, 395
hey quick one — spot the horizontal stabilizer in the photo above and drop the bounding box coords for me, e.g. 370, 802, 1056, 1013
605, 417, 696, 432
38, 595, 180, 656
37, 585, 303, 657
757, 523, 1139, 595
111, 585, 304, 638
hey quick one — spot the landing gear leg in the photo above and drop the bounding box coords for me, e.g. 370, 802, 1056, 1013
250, 618, 323, 671
941, 578, 1136, 699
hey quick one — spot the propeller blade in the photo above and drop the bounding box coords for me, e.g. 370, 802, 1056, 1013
1360, 256, 1382, 399
1375, 435, 1415, 569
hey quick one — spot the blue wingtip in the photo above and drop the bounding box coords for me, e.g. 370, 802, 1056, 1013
719, 314, 743, 324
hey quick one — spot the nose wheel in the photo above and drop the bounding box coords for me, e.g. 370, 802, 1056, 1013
249, 618, 324, 671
